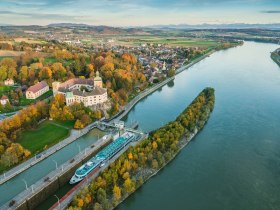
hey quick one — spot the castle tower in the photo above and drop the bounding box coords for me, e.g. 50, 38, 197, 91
52, 81, 61, 95
94, 71, 103, 88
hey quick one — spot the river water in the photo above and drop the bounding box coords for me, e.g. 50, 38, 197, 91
119, 42, 280, 210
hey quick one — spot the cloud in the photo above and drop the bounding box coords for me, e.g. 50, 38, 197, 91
261, 10, 280, 13
0, 10, 83, 21
0, 0, 280, 25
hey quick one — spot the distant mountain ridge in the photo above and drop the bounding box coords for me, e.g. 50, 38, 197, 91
46, 23, 148, 35
148, 23, 280, 29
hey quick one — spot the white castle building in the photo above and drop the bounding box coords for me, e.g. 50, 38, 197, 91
52, 71, 108, 107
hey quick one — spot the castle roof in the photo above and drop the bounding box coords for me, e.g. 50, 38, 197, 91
72, 86, 107, 97
58, 78, 95, 92
65, 92, 74, 98
27, 81, 48, 93
60, 78, 94, 88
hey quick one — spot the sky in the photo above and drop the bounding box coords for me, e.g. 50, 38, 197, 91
0, 0, 279, 26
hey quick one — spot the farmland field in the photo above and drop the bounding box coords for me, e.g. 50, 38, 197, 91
84, 35, 220, 48
0, 50, 25, 57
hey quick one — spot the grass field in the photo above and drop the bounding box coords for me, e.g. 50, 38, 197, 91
18, 121, 70, 154
0, 56, 14, 61
44, 56, 74, 66
0, 85, 14, 95
0, 50, 25, 57
0, 38, 46, 44
86, 35, 220, 48
54, 120, 76, 129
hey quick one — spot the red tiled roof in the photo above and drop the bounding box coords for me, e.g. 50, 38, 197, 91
0, 95, 8, 100
27, 81, 48, 93
60, 78, 94, 89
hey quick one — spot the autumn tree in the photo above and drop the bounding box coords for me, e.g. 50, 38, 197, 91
0, 58, 17, 79
39, 67, 52, 81
19, 66, 29, 84
51, 62, 67, 81
0, 65, 7, 81
74, 119, 84, 129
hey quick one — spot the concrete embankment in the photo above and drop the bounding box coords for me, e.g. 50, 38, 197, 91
51, 134, 148, 210
0, 123, 97, 185
1, 135, 112, 210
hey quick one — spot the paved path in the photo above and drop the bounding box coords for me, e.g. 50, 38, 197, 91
49, 121, 71, 130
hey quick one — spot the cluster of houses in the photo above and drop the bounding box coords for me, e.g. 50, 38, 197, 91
94, 43, 188, 83
127, 44, 187, 83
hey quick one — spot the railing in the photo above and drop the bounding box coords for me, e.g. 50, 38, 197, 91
1, 135, 112, 210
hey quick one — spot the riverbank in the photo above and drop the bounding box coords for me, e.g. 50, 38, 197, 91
66, 87, 215, 210
0, 40, 232, 183
271, 48, 280, 67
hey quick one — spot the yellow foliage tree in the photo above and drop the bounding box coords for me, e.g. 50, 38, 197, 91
74, 119, 84, 129
113, 185, 122, 201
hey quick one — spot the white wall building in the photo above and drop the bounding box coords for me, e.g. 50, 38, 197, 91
4, 78, 14, 86
0, 95, 9, 105
53, 71, 108, 107
26, 81, 49, 100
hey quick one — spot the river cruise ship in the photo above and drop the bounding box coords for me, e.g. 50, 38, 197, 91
70, 132, 135, 184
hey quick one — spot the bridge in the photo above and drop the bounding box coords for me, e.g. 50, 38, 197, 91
98, 121, 145, 135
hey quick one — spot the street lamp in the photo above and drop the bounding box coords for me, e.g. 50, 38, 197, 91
52, 159, 58, 169
54, 194, 61, 209
77, 144, 81, 154
22, 179, 28, 190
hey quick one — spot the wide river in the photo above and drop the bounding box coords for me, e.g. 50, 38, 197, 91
118, 42, 280, 210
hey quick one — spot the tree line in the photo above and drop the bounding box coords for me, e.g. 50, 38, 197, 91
67, 87, 215, 210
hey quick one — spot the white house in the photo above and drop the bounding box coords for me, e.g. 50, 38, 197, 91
26, 81, 49, 99
4, 78, 14, 86
0, 95, 9, 105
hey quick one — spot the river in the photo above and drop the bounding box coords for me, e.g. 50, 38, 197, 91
118, 42, 280, 210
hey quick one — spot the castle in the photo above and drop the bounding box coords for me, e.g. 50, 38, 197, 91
52, 71, 108, 107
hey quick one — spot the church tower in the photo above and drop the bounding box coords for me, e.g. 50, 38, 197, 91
94, 71, 103, 88
162, 61, 167, 71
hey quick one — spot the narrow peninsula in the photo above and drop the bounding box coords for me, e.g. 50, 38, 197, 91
271, 48, 280, 67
